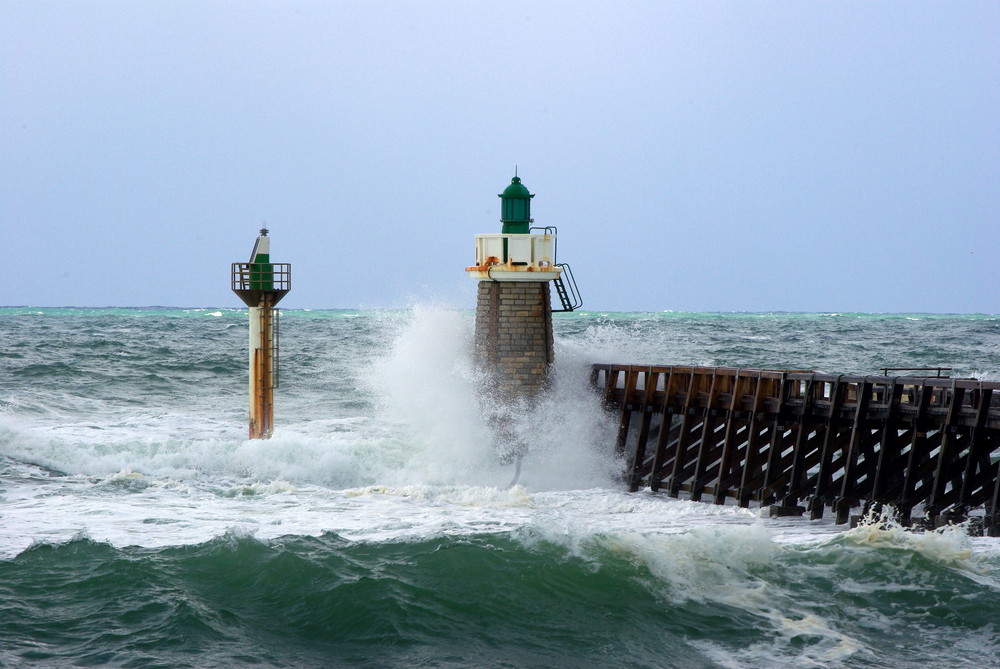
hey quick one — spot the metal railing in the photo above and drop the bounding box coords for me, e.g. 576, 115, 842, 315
231, 263, 292, 292
881, 367, 951, 378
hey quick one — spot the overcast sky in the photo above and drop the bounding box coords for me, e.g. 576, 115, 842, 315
3, 1, 997, 312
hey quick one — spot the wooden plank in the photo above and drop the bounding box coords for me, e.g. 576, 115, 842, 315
690, 372, 724, 501
762, 373, 795, 504
667, 369, 701, 498
737, 420, 775, 506
736, 374, 772, 506
712, 372, 749, 505
613, 366, 641, 457
784, 375, 819, 507
648, 368, 678, 492
897, 381, 935, 524
808, 377, 847, 519
871, 379, 904, 501
831, 380, 874, 523
926, 382, 967, 517
988, 453, 1000, 536
958, 387, 995, 510
628, 403, 654, 491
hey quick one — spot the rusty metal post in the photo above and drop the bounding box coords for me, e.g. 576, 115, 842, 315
248, 296, 275, 439
232, 228, 291, 439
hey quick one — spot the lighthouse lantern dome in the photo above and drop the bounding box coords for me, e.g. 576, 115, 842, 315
499, 175, 534, 234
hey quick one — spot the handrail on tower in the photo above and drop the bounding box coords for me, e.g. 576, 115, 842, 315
530, 226, 582, 312
231, 262, 292, 306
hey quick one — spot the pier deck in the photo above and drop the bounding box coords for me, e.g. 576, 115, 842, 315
591, 364, 1000, 534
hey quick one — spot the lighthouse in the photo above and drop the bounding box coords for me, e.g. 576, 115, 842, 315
466, 174, 581, 400
231, 228, 291, 439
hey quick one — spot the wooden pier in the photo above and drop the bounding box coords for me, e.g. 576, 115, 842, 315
591, 364, 1000, 534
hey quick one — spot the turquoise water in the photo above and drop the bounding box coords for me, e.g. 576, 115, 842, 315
2, 308, 999, 667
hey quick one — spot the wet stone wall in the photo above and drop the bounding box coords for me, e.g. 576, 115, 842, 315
474, 280, 554, 399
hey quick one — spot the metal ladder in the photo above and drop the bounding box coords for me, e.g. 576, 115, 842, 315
527, 225, 583, 313
256, 304, 281, 390
552, 263, 582, 312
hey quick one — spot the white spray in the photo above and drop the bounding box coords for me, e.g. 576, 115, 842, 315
366, 305, 622, 491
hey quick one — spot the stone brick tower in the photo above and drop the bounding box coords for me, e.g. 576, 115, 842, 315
466, 174, 564, 400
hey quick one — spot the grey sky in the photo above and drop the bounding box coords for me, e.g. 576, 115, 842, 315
3, 1, 997, 312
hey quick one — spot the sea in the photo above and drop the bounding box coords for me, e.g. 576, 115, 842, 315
2, 307, 1000, 668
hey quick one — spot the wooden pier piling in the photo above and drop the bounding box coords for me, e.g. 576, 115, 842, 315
592, 364, 1000, 534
